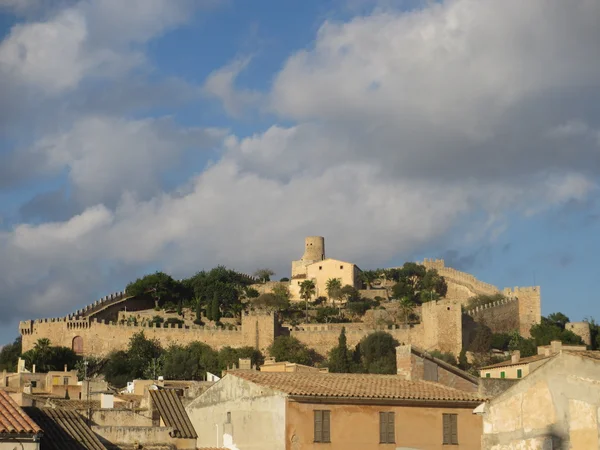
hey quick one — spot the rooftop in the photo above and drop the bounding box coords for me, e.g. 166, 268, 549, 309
0, 389, 41, 435
149, 389, 197, 439
24, 407, 106, 450
228, 371, 486, 403
480, 354, 551, 370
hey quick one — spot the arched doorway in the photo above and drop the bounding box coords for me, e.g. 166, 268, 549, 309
72, 336, 83, 355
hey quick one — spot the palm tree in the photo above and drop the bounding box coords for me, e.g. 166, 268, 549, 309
300, 280, 316, 322
34, 338, 51, 352
360, 270, 379, 290
398, 297, 415, 325
325, 278, 342, 305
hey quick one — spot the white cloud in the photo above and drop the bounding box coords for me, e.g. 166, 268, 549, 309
31, 115, 225, 206
203, 57, 261, 117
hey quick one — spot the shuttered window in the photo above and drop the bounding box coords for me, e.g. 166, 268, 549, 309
314, 410, 331, 443
443, 413, 458, 445
379, 412, 395, 443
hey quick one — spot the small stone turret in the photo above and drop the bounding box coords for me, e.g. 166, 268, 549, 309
301, 236, 325, 262
566, 322, 592, 347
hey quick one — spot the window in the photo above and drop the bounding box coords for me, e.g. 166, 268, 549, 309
443, 413, 458, 445
31, 381, 37, 388
63, 377, 69, 385
379, 412, 395, 443
340, 265, 344, 269
500, 371, 506, 379
319, 266, 322, 270
485, 373, 490, 378
314, 410, 331, 443
517, 369, 522, 378
226, 412, 231, 423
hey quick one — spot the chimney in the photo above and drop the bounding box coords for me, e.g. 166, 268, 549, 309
32, 364, 36, 374
64, 364, 68, 373
395, 345, 413, 381
238, 358, 252, 370
551, 341, 562, 354
511, 351, 520, 364
544, 348, 552, 357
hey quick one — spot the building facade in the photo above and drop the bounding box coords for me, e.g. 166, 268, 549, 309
186, 371, 485, 450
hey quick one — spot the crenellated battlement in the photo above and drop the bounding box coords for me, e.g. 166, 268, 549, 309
463, 296, 518, 316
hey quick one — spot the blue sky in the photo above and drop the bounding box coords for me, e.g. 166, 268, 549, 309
1, 0, 599, 345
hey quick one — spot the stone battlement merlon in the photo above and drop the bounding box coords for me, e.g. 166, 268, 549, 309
463, 296, 518, 315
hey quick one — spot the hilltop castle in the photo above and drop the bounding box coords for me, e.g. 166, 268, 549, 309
20, 236, 549, 359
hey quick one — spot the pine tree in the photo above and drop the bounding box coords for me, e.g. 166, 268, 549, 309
328, 327, 352, 373
212, 293, 221, 323
194, 297, 203, 324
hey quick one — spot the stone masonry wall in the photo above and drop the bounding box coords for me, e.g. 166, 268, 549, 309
464, 297, 520, 334
20, 311, 277, 357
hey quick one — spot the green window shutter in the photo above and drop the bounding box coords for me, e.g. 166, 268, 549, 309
443, 414, 450, 444
517, 369, 522, 378
501, 371, 505, 379
450, 414, 458, 445
322, 410, 331, 443
314, 410, 322, 442
387, 412, 395, 443
379, 412, 386, 443
486, 373, 490, 378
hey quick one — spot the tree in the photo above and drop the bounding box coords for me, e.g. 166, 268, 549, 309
360, 270, 379, 289
211, 293, 221, 323
508, 331, 537, 357
356, 332, 399, 374
328, 328, 353, 373
398, 297, 415, 324
325, 278, 343, 309
491, 333, 512, 351
530, 314, 584, 346
268, 336, 321, 366
162, 342, 219, 380
340, 285, 361, 303
272, 284, 291, 305
0, 337, 22, 371
126, 272, 188, 309
128, 332, 163, 379
300, 280, 316, 322
22, 339, 80, 373
587, 318, 600, 350
194, 296, 204, 324
429, 350, 458, 366
468, 323, 493, 354
218, 346, 264, 371
253, 293, 289, 311
254, 269, 275, 283
244, 287, 260, 299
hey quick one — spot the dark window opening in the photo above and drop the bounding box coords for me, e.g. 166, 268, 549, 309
443, 413, 458, 445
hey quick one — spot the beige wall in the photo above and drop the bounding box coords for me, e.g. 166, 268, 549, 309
186, 375, 286, 450
290, 259, 360, 302
286, 401, 482, 450
0, 441, 38, 450
482, 353, 600, 449
480, 359, 549, 380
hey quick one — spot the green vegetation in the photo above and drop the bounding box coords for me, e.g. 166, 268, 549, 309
429, 350, 458, 366
268, 335, 322, 366
0, 337, 22, 371
327, 327, 353, 373
19, 338, 80, 373
254, 269, 275, 283
466, 293, 507, 310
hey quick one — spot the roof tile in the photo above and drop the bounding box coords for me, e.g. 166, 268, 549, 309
228, 371, 486, 402
149, 389, 197, 439
0, 389, 41, 435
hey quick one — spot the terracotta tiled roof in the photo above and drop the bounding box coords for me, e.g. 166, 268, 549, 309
480, 354, 551, 369
149, 389, 197, 439
228, 371, 486, 403
24, 407, 106, 450
0, 389, 41, 435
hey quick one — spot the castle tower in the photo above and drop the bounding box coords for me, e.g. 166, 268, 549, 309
301, 236, 325, 262
566, 322, 591, 347
292, 236, 325, 278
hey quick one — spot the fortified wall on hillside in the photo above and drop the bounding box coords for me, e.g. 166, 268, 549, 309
421, 259, 541, 337
19, 294, 464, 358
19, 238, 544, 360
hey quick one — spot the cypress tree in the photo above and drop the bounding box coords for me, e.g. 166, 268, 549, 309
328, 327, 352, 373
212, 293, 221, 323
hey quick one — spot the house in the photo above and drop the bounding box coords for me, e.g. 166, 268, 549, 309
260, 357, 328, 373
479, 341, 586, 380
24, 407, 106, 450
0, 389, 42, 449
396, 344, 479, 392
186, 371, 485, 450
1, 359, 79, 397
479, 350, 600, 449
148, 389, 197, 449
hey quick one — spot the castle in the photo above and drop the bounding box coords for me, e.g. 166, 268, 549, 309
20, 236, 552, 359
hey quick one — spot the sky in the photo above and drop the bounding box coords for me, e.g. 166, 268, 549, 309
0, 0, 599, 345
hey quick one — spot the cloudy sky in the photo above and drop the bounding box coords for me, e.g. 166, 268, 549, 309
1, 0, 599, 344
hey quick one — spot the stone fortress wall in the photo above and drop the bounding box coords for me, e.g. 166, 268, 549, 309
422, 259, 541, 337
19, 238, 548, 361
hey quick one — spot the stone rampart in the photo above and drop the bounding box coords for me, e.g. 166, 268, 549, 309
20, 310, 277, 357
464, 297, 520, 334
421, 259, 500, 300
